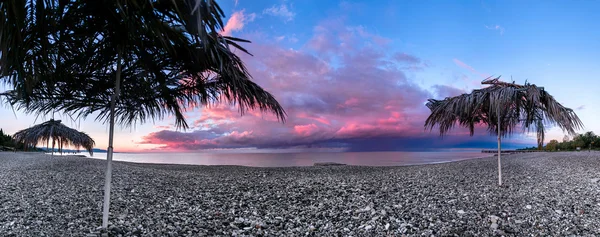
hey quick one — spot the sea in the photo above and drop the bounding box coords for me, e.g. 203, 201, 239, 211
56, 151, 492, 167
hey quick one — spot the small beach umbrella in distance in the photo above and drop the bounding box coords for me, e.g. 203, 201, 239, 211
0, 0, 286, 228
424, 76, 583, 186
12, 119, 95, 156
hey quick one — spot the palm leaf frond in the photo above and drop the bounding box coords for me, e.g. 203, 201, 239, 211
1, 0, 286, 130
425, 76, 583, 149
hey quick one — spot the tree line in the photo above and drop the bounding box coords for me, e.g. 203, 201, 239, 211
0, 129, 19, 150
0, 129, 38, 151
520, 131, 600, 151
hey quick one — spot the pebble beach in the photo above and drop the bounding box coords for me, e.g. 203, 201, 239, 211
1, 151, 600, 236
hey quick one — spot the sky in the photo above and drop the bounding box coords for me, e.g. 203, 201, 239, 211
1, 0, 599, 152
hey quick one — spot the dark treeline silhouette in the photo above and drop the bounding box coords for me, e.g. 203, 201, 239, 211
0, 128, 38, 151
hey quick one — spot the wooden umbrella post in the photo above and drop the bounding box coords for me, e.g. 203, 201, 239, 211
497, 110, 502, 186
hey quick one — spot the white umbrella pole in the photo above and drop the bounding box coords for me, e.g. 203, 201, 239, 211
102, 48, 123, 228
497, 110, 502, 186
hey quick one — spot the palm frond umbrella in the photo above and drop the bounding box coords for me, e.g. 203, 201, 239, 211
425, 76, 583, 186
1, 0, 285, 228
12, 119, 95, 156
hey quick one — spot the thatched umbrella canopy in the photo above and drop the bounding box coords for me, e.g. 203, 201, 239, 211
1, 0, 285, 228
13, 119, 95, 156
425, 76, 583, 185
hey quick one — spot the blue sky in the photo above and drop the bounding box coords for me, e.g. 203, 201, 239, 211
1, 0, 598, 151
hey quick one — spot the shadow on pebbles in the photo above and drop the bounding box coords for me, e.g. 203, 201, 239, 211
1, 151, 600, 236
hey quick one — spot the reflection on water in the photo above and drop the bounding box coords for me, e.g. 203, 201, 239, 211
80, 151, 491, 167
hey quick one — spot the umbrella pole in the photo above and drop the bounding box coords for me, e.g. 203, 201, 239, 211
50, 127, 54, 157
102, 47, 123, 228
497, 109, 502, 186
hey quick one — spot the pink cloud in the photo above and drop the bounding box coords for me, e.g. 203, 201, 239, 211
295, 112, 331, 126
294, 124, 319, 137
222, 10, 256, 36
218, 131, 255, 144
192, 104, 236, 127
333, 120, 418, 139
138, 18, 531, 151
377, 117, 402, 126
343, 98, 360, 107
453, 59, 477, 73
452, 58, 490, 79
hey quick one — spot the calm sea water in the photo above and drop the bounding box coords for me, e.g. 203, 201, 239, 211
66, 151, 492, 167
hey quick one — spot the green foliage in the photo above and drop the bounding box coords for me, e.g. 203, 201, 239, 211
517, 146, 538, 151
0, 129, 12, 146
544, 131, 600, 151
545, 139, 559, 151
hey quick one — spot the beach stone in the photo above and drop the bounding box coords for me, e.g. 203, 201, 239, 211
109, 226, 124, 235
555, 210, 563, 214
3, 151, 600, 236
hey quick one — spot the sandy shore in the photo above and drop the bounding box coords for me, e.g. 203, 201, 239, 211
1, 151, 600, 236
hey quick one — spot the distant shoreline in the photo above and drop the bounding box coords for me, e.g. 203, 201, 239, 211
68, 150, 495, 168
